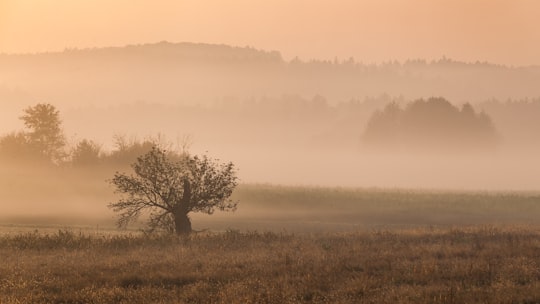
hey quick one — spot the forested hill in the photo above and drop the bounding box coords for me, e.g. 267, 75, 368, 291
1, 41, 540, 108
0, 41, 283, 65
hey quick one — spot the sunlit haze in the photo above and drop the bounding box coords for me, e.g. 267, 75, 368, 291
3, 2, 540, 300
1, 0, 539, 224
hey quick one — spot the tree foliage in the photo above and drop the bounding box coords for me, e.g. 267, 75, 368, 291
20, 103, 66, 162
105, 135, 156, 168
71, 139, 102, 167
0, 132, 34, 161
362, 97, 499, 151
109, 146, 238, 234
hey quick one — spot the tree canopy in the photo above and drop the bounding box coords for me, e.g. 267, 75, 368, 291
109, 146, 238, 234
362, 97, 499, 151
71, 139, 102, 167
20, 103, 66, 163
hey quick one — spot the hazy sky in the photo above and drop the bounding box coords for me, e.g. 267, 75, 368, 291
0, 0, 539, 66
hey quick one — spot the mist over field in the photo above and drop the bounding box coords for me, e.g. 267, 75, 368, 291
0, 43, 538, 231
1, 42, 539, 192
3, 2, 540, 302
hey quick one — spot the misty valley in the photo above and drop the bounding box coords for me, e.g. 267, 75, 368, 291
1, 42, 540, 303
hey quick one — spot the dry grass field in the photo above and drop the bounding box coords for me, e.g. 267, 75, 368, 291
2, 226, 540, 303
2, 184, 540, 303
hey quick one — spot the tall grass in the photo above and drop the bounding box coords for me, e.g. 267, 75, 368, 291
2, 184, 540, 302
2, 227, 540, 303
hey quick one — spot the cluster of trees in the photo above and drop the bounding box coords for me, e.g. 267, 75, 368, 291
0, 103, 158, 168
0, 104, 66, 164
0, 103, 239, 235
362, 97, 499, 151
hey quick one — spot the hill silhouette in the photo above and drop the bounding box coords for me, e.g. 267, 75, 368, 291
1, 41, 540, 110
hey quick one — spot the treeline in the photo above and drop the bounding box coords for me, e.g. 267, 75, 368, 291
2, 41, 540, 107
0, 103, 167, 169
67, 94, 540, 150
1, 97, 537, 166
1, 41, 531, 70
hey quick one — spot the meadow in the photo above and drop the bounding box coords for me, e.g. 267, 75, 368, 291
2, 227, 540, 303
2, 185, 540, 303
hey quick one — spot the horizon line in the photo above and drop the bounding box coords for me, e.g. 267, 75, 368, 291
1, 40, 537, 69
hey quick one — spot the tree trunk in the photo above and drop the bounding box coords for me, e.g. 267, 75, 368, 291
174, 211, 192, 235
174, 179, 192, 235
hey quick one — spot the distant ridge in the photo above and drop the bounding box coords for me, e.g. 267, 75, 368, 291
2, 40, 538, 68
1, 41, 539, 106
0, 41, 284, 64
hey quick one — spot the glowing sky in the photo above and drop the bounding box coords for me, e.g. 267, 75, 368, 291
0, 0, 539, 65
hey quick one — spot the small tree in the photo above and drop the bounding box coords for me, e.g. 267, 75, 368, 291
108, 146, 238, 234
20, 103, 66, 163
71, 139, 102, 167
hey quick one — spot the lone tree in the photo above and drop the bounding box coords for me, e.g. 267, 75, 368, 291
108, 146, 238, 234
20, 103, 66, 163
